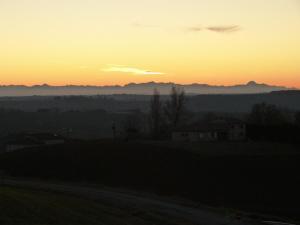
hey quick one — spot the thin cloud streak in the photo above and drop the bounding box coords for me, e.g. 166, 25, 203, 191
206, 25, 241, 33
186, 25, 203, 32
102, 65, 165, 75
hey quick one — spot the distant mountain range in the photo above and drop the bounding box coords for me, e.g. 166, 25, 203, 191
0, 81, 296, 96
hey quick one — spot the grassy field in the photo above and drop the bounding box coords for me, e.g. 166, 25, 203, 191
0, 140, 299, 221
0, 187, 125, 225
1, 186, 225, 225
1, 186, 177, 225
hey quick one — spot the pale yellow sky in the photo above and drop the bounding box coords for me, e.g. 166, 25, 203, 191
0, 0, 300, 87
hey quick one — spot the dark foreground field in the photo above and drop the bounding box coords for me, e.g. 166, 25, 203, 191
0, 140, 299, 222
0, 187, 137, 225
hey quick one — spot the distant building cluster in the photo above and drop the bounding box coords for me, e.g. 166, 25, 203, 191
0, 133, 65, 153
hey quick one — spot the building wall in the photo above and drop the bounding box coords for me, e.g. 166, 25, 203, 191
172, 131, 218, 142
199, 132, 218, 141
173, 125, 246, 142
5, 144, 39, 153
4, 140, 65, 153
44, 140, 65, 145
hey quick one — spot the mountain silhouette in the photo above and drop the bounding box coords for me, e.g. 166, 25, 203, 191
0, 81, 295, 96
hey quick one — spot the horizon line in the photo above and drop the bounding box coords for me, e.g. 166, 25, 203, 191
0, 81, 297, 89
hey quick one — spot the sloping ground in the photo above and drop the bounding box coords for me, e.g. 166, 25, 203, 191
0, 140, 300, 221
0, 187, 131, 225
2, 180, 260, 225
1, 186, 197, 225
1, 184, 261, 225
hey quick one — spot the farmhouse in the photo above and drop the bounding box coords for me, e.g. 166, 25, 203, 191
172, 119, 246, 142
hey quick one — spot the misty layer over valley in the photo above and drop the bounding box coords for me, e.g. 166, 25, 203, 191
0, 90, 299, 113
0, 89, 300, 139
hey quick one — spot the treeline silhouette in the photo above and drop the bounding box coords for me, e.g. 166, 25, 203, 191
146, 90, 300, 143
247, 103, 300, 143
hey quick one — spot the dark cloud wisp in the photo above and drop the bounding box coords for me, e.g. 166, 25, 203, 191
134, 22, 242, 34
206, 25, 241, 33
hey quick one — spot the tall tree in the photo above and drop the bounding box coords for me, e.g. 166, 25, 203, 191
164, 86, 186, 129
149, 89, 163, 139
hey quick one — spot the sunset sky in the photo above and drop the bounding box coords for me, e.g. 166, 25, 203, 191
0, 0, 300, 87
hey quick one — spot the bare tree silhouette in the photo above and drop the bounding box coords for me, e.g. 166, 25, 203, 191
164, 86, 186, 129
149, 89, 163, 139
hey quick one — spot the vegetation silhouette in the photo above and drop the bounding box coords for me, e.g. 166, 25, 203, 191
149, 89, 164, 139
247, 103, 300, 143
164, 86, 187, 130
